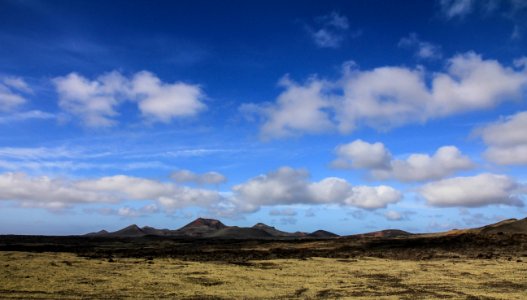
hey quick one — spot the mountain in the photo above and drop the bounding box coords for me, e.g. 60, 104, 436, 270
175, 218, 227, 237
85, 229, 109, 237
252, 223, 307, 237
108, 224, 146, 237
84, 217, 337, 239
308, 230, 339, 238
207, 226, 273, 239
352, 229, 412, 238
477, 217, 527, 235
141, 226, 174, 236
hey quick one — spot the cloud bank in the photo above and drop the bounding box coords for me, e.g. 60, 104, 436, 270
419, 173, 524, 207
478, 111, 527, 165
245, 52, 527, 139
333, 140, 474, 182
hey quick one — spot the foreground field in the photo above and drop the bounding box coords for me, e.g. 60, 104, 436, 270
1, 251, 526, 299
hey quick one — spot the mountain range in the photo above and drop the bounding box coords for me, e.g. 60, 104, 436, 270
86, 217, 340, 239
86, 216, 527, 239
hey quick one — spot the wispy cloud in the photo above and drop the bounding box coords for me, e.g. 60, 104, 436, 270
0, 76, 32, 112
306, 12, 352, 48
0, 110, 55, 123
398, 33, 442, 60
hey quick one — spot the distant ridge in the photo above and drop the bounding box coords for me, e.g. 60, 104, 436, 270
108, 224, 145, 237
252, 223, 307, 237
308, 230, 339, 238
352, 229, 412, 239
85, 217, 339, 239
82, 216, 527, 239
477, 217, 527, 235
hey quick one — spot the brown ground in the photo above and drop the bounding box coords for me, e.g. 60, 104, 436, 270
1, 251, 526, 299
1, 232, 527, 299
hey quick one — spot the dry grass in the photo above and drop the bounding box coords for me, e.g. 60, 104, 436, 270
1, 251, 526, 299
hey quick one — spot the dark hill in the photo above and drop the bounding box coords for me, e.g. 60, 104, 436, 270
85, 217, 340, 239
108, 224, 146, 237
308, 230, 339, 238
206, 227, 273, 239
478, 217, 527, 234
85, 230, 109, 237
252, 223, 306, 237
353, 229, 412, 238
176, 218, 227, 237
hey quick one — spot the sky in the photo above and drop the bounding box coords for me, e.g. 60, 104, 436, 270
0, 0, 527, 235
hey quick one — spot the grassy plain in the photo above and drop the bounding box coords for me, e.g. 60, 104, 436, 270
1, 251, 526, 299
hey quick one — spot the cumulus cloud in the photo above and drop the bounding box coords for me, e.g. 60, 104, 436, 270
333, 140, 474, 182
332, 139, 391, 169
132, 71, 206, 122
231, 167, 402, 212
419, 173, 524, 207
307, 12, 350, 48
0, 168, 402, 214
53, 71, 206, 127
0, 172, 223, 211
240, 76, 335, 139
477, 111, 527, 165
0, 76, 32, 112
398, 33, 442, 60
171, 169, 227, 185
0, 172, 116, 210
246, 52, 527, 138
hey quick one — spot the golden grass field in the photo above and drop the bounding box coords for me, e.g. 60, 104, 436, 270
0, 251, 526, 299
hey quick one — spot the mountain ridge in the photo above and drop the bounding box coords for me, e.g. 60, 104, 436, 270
85, 216, 527, 239
86, 217, 338, 239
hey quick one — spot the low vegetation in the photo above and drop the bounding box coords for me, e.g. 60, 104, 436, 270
1, 251, 526, 299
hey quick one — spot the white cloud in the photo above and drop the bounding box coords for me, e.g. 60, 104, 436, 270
171, 169, 227, 185
384, 210, 404, 221
0, 172, 223, 211
440, 0, 475, 19
308, 12, 350, 48
86, 204, 160, 218
0, 76, 31, 112
53, 71, 206, 127
0, 110, 54, 123
332, 139, 391, 169
242, 76, 335, 139
116, 204, 159, 217
0, 172, 117, 209
478, 111, 527, 165
398, 33, 442, 60
132, 71, 205, 122
344, 185, 402, 209
231, 167, 402, 212
373, 146, 474, 182
247, 52, 527, 138
333, 140, 474, 182
419, 173, 524, 207
53, 72, 126, 127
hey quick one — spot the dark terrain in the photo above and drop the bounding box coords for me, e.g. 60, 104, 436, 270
1, 217, 527, 262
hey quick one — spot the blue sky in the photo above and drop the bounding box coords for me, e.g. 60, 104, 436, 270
1, 0, 527, 235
